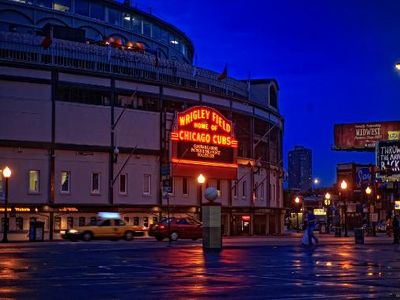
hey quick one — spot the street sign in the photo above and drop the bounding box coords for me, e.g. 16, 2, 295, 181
162, 178, 172, 193
161, 164, 170, 176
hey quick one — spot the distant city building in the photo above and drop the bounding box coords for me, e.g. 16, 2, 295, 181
288, 146, 312, 192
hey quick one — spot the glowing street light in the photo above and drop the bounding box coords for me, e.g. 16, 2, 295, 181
294, 196, 301, 232
197, 174, 206, 221
365, 186, 372, 195
313, 178, 320, 185
340, 180, 348, 191
339, 179, 348, 237
2, 166, 11, 243
395, 62, 400, 71
324, 192, 331, 206
197, 174, 206, 184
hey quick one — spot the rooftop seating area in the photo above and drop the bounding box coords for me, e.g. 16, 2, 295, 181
0, 31, 250, 101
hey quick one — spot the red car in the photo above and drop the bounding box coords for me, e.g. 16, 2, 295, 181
149, 217, 202, 241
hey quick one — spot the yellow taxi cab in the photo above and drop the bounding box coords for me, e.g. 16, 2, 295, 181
61, 213, 145, 241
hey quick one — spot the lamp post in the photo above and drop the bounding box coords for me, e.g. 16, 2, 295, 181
340, 180, 348, 237
365, 186, 375, 236
295, 196, 300, 233
324, 192, 331, 233
197, 174, 206, 221
2, 166, 11, 243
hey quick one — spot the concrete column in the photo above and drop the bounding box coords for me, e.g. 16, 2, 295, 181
202, 203, 222, 250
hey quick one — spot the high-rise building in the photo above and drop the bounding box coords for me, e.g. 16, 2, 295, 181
288, 146, 312, 192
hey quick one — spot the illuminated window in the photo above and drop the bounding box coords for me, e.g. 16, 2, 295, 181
79, 217, 86, 226
119, 174, 127, 194
91, 173, 100, 194
61, 171, 70, 193
143, 174, 151, 195
133, 217, 139, 226
75, 0, 89, 16
28, 170, 40, 193
55, 217, 61, 230
67, 217, 73, 229
16, 217, 23, 231
182, 177, 188, 195
53, 0, 70, 12
122, 13, 131, 28
242, 181, 247, 198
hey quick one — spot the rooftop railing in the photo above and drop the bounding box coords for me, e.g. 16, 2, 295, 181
0, 31, 249, 100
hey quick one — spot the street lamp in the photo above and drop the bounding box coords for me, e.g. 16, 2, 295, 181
324, 192, 331, 206
340, 179, 348, 237
395, 62, 400, 71
324, 192, 331, 233
294, 196, 301, 233
2, 166, 11, 243
197, 174, 206, 221
365, 186, 375, 236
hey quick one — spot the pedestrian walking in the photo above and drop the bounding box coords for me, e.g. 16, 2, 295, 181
307, 210, 319, 246
393, 214, 399, 244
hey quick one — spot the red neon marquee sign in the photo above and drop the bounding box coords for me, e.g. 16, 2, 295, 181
171, 107, 238, 148
171, 106, 238, 179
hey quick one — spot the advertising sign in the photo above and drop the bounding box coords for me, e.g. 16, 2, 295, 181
355, 167, 372, 188
395, 201, 400, 210
334, 121, 400, 151
171, 106, 238, 179
376, 140, 400, 175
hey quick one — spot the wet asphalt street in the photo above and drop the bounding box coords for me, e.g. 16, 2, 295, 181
0, 236, 400, 299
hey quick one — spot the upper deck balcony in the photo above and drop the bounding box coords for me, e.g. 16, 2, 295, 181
0, 31, 261, 106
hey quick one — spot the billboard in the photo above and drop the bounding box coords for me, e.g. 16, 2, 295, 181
334, 121, 400, 151
171, 106, 238, 179
376, 140, 400, 175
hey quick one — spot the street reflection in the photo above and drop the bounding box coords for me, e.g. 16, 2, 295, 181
160, 247, 247, 296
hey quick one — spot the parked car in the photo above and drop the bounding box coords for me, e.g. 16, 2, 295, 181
149, 217, 202, 241
61, 218, 145, 241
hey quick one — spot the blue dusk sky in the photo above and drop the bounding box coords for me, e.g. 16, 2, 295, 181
131, 0, 400, 186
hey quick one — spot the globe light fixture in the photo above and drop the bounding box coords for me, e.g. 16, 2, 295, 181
197, 174, 206, 184
340, 180, 347, 190
365, 186, 372, 195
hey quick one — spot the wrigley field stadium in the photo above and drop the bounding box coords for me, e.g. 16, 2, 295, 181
0, 0, 284, 240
